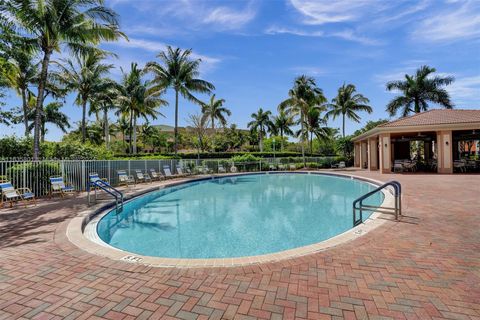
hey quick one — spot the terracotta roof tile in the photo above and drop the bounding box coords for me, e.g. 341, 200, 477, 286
379, 109, 480, 127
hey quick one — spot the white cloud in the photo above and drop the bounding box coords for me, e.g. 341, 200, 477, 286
203, 5, 256, 30
412, 1, 480, 42
447, 75, 480, 105
265, 26, 323, 37
290, 66, 326, 76
330, 29, 381, 45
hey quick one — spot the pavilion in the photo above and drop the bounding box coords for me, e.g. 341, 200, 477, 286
352, 109, 480, 174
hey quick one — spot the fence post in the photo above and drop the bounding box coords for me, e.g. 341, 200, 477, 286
108, 160, 111, 183
22, 160, 26, 189
81, 160, 85, 191
128, 160, 131, 175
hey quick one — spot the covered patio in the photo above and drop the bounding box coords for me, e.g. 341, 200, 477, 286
353, 109, 480, 174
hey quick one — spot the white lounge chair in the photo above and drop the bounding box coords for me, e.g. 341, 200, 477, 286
49, 176, 75, 197
0, 181, 36, 208
117, 170, 135, 187
149, 168, 163, 181
135, 169, 152, 183
163, 165, 175, 178
176, 165, 188, 176
289, 164, 296, 170
218, 164, 226, 173
230, 165, 238, 173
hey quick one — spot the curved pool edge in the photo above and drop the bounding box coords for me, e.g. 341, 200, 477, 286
65, 171, 395, 268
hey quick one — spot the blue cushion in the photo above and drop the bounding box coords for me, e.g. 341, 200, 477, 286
62, 186, 75, 192
22, 192, 34, 199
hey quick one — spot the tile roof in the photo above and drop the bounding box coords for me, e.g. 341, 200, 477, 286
379, 109, 480, 127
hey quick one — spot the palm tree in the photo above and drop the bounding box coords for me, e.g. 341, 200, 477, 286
247, 108, 274, 152
145, 46, 214, 153
302, 106, 329, 155
386, 65, 454, 117
2, 38, 37, 136
279, 75, 326, 165
55, 51, 114, 143
1, 0, 125, 159
200, 94, 231, 131
326, 83, 372, 138
116, 116, 130, 150
272, 111, 294, 151
89, 78, 119, 149
117, 63, 167, 154
27, 101, 70, 142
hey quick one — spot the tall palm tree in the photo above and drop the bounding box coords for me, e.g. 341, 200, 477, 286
116, 116, 130, 149
326, 83, 372, 138
117, 63, 167, 154
386, 65, 454, 117
302, 106, 329, 155
27, 101, 70, 142
55, 51, 113, 143
272, 111, 294, 151
145, 46, 214, 153
200, 94, 231, 131
247, 108, 274, 152
89, 78, 119, 149
1, 0, 125, 159
279, 75, 326, 165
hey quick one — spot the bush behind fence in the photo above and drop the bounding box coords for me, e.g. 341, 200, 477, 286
0, 157, 336, 197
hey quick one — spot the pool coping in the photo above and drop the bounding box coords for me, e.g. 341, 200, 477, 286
66, 171, 395, 268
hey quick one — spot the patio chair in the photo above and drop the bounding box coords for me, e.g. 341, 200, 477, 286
218, 164, 227, 173
393, 161, 404, 173
0, 181, 36, 208
404, 161, 417, 172
89, 173, 109, 190
134, 169, 152, 183
269, 164, 276, 171
49, 176, 75, 198
278, 164, 286, 170
117, 170, 135, 187
453, 160, 467, 173
149, 168, 163, 181
289, 164, 296, 171
338, 161, 346, 169
163, 165, 176, 178
175, 165, 188, 176
230, 165, 238, 173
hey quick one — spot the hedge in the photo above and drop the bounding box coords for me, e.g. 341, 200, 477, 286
113, 151, 330, 159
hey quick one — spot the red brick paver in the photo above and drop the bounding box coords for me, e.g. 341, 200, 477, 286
0, 171, 479, 319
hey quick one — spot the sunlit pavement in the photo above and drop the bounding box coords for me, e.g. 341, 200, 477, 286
0, 170, 479, 319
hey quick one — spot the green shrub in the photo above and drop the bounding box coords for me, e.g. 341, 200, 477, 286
6, 162, 60, 196
0, 136, 33, 158
230, 153, 261, 163
42, 141, 114, 160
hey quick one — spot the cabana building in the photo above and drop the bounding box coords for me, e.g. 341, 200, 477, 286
352, 109, 480, 174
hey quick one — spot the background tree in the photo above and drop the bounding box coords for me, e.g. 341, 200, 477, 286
272, 110, 294, 151
187, 113, 209, 156
302, 105, 330, 155
326, 83, 372, 138
145, 46, 214, 153
247, 108, 274, 152
1, 0, 125, 159
386, 65, 454, 117
200, 94, 231, 131
279, 75, 326, 166
55, 51, 113, 143
27, 101, 70, 142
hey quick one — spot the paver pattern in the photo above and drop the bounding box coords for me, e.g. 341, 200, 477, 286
0, 170, 479, 320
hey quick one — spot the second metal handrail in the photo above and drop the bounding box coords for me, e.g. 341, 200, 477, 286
88, 179, 124, 213
353, 181, 401, 226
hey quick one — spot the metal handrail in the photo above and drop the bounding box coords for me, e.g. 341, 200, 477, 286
88, 179, 124, 213
353, 181, 401, 226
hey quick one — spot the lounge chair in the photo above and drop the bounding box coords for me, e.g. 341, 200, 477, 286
289, 164, 296, 170
134, 169, 152, 183
89, 173, 108, 190
117, 170, 135, 187
454, 160, 467, 173
163, 165, 175, 178
230, 165, 238, 173
149, 168, 163, 181
175, 165, 188, 176
49, 176, 75, 198
218, 164, 226, 173
338, 161, 346, 169
0, 181, 36, 208
269, 164, 276, 171
278, 164, 286, 170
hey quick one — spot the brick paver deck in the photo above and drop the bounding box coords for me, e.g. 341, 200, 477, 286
0, 171, 479, 319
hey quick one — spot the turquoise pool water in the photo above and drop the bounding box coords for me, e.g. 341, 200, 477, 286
97, 173, 383, 258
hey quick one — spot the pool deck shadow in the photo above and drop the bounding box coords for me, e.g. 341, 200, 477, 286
0, 170, 479, 319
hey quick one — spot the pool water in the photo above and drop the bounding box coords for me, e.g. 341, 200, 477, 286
97, 173, 383, 258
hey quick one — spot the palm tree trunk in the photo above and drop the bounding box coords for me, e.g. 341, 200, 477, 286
103, 107, 109, 149
342, 114, 345, 138
21, 87, 29, 136
310, 131, 313, 156
174, 89, 179, 154
132, 115, 137, 154
211, 116, 215, 131
33, 50, 51, 160
280, 129, 284, 151
81, 99, 87, 143
259, 126, 263, 152
41, 120, 45, 143
129, 110, 133, 154
300, 111, 305, 167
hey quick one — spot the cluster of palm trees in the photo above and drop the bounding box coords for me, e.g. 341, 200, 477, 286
0, 1, 456, 160
247, 76, 373, 160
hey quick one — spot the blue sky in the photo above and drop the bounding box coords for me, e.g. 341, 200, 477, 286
2, 0, 480, 141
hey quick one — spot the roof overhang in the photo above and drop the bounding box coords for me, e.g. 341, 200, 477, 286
352, 122, 480, 142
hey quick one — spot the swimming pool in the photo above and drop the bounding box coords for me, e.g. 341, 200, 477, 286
96, 173, 383, 259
